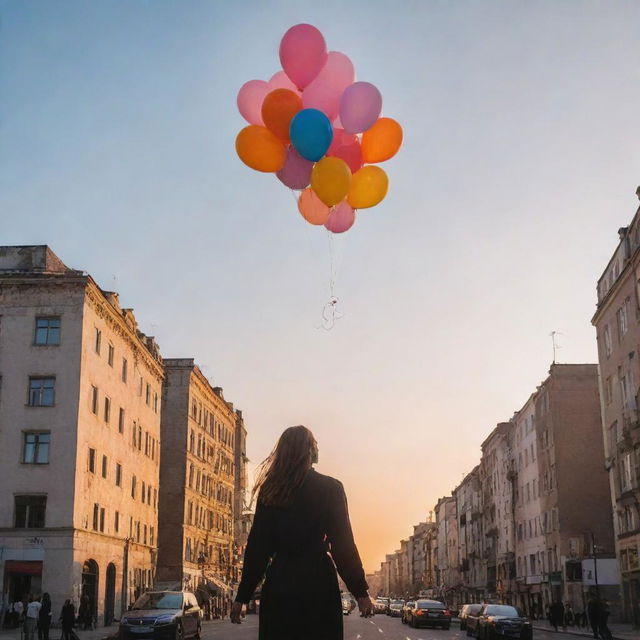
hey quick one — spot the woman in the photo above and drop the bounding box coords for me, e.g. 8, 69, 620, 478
59, 599, 75, 640
37, 593, 51, 640
231, 426, 373, 639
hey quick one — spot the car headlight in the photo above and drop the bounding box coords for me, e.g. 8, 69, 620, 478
154, 614, 176, 625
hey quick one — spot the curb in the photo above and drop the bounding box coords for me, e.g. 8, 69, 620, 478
532, 625, 636, 640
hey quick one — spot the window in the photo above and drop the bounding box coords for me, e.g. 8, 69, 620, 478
146, 383, 151, 406
141, 481, 146, 504
95, 328, 102, 354
605, 377, 613, 405
118, 408, 125, 434
108, 343, 114, 367
603, 325, 613, 357
131, 475, 137, 499
115, 463, 122, 487
88, 448, 96, 473
617, 303, 629, 339
14, 495, 46, 528
101, 455, 108, 478
115, 510, 120, 533
93, 503, 99, 530
154, 392, 158, 413
621, 453, 634, 492
100, 507, 105, 532
104, 396, 111, 423
91, 385, 98, 414
122, 358, 128, 383
34, 317, 60, 345
28, 377, 55, 406
23, 433, 50, 464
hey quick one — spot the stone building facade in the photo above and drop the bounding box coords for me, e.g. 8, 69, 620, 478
454, 467, 484, 606
592, 192, 640, 627
0, 246, 163, 625
156, 359, 238, 604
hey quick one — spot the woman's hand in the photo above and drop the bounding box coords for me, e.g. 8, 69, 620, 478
230, 602, 243, 624
357, 596, 374, 618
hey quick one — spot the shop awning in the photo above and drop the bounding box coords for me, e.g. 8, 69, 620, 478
4, 561, 43, 576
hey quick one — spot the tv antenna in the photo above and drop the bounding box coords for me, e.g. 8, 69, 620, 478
550, 331, 563, 364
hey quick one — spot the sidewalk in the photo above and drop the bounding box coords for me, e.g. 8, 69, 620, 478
532, 621, 640, 640
0, 620, 227, 640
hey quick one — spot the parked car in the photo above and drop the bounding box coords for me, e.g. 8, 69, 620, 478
388, 600, 404, 617
120, 591, 201, 640
406, 599, 452, 629
401, 601, 415, 625
460, 604, 484, 631
474, 604, 532, 640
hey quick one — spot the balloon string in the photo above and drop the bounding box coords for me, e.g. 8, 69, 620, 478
318, 232, 344, 330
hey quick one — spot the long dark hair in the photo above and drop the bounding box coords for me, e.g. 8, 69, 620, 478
253, 425, 318, 507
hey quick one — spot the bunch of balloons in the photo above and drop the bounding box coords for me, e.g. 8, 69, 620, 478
235, 24, 403, 234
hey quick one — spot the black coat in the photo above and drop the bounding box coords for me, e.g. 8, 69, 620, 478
236, 469, 368, 640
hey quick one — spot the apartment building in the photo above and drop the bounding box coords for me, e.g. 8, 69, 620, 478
454, 467, 485, 606
592, 193, 640, 627
481, 422, 516, 603
157, 359, 238, 602
0, 246, 163, 625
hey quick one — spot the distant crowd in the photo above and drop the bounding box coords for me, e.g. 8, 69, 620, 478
2, 593, 96, 640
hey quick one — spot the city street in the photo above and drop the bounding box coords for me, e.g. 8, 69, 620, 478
204, 616, 568, 640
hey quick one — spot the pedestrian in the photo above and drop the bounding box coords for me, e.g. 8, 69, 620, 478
12, 599, 24, 628
59, 599, 75, 640
230, 425, 373, 639
587, 593, 600, 639
550, 600, 564, 632
24, 596, 41, 640
565, 603, 574, 628
37, 593, 52, 640
598, 599, 612, 640
78, 596, 92, 630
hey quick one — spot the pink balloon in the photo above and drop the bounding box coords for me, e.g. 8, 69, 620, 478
327, 128, 357, 155
325, 201, 355, 233
330, 140, 363, 174
279, 24, 328, 90
339, 82, 383, 134
276, 147, 313, 190
269, 71, 300, 94
302, 51, 355, 121
237, 80, 270, 125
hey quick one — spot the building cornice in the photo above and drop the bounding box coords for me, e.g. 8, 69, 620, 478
84, 278, 164, 383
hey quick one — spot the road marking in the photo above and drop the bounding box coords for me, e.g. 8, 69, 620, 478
378, 628, 384, 634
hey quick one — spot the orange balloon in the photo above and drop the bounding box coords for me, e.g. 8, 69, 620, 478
361, 117, 403, 163
235, 125, 286, 173
298, 188, 330, 225
261, 89, 303, 141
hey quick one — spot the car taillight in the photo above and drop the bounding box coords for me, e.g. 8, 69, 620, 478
444, 610, 451, 616
416, 610, 424, 615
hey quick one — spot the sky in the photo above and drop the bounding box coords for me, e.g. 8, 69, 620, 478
2, 0, 640, 573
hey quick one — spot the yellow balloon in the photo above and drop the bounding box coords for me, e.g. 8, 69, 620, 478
310, 157, 352, 206
235, 125, 286, 173
347, 166, 389, 209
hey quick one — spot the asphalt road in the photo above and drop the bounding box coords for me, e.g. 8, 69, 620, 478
204, 614, 564, 640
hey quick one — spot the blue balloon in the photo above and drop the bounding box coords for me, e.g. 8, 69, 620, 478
289, 109, 333, 162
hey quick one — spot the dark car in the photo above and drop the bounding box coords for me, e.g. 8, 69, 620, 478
401, 601, 415, 624
407, 599, 452, 629
460, 604, 484, 631
475, 604, 532, 640
119, 591, 201, 640
388, 600, 404, 617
